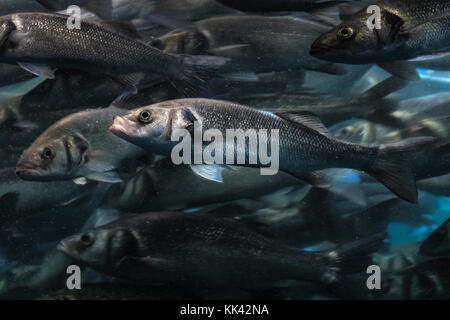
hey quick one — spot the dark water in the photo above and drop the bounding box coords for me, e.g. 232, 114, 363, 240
0, 0, 450, 300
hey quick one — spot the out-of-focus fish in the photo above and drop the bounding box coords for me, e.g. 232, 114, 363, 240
58, 211, 385, 294
310, 0, 450, 80
153, 15, 347, 76
420, 218, 450, 257
110, 98, 433, 203
104, 158, 303, 212
418, 174, 450, 196
241, 75, 408, 127
16, 105, 145, 184
112, 0, 238, 31
0, 167, 97, 223
214, 0, 358, 12
39, 283, 196, 300
0, 12, 229, 96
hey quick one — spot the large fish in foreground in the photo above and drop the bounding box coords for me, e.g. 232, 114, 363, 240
58, 211, 385, 296
310, 0, 450, 80
110, 98, 432, 203
16, 105, 145, 184
0, 12, 229, 96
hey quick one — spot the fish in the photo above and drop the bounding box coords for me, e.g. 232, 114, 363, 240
310, 0, 450, 81
240, 75, 408, 128
38, 283, 196, 300
214, 0, 359, 12
152, 15, 347, 76
109, 98, 433, 203
0, 166, 98, 223
0, 12, 229, 96
16, 105, 145, 184
111, 0, 237, 31
58, 211, 385, 295
419, 218, 450, 257
418, 174, 450, 196
104, 157, 304, 212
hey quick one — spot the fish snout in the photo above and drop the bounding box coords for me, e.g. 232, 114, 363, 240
15, 162, 43, 180
109, 116, 137, 139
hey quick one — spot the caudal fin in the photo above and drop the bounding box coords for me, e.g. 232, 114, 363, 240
172, 55, 230, 97
369, 137, 435, 203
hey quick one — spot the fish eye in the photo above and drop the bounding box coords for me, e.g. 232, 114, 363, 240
337, 26, 355, 40
138, 110, 152, 124
80, 234, 93, 246
41, 147, 54, 160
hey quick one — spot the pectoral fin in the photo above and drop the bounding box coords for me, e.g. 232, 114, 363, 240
86, 171, 122, 183
190, 164, 232, 183
17, 62, 56, 79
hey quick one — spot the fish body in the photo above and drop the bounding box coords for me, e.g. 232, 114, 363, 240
311, 0, 450, 65
104, 158, 303, 212
214, 0, 354, 12
0, 12, 228, 96
110, 98, 432, 203
154, 15, 345, 75
58, 211, 384, 292
16, 105, 145, 183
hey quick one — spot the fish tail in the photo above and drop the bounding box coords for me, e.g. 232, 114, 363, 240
172, 54, 230, 97
368, 137, 435, 203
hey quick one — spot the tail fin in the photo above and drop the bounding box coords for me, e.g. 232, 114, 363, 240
172, 55, 230, 97
368, 137, 435, 203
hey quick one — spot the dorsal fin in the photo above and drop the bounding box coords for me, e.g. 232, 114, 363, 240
275, 111, 329, 135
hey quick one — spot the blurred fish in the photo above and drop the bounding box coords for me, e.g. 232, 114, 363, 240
310, 0, 450, 80
39, 283, 196, 300
110, 98, 433, 203
58, 211, 385, 295
418, 174, 450, 196
153, 15, 346, 76
111, 0, 238, 31
0, 12, 229, 96
104, 158, 303, 212
420, 218, 450, 257
241, 75, 408, 127
16, 105, 145, 184
0, 166, 97, 223
214, 0, 358, 12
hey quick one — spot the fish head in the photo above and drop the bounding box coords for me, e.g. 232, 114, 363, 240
109, 104, 175, 151
16, 132, 89, 181
151, 30, 208, 54
419, 218, 450, 257
310, 9, 406, 64
57, 227, 136, 269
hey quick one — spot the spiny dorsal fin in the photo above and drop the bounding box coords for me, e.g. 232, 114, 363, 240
275, 111, 329, 135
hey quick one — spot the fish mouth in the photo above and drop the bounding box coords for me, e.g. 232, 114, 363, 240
57, 239, 75, 257
15, 163, 46, 180
109, 116, 139, 141
309, 43, 331, 57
